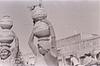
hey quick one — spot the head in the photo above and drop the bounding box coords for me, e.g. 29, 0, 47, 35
65, 58, 71, 65
80, 56, 85, 64
84, 53, 91, 57
80, 56, 85, 59
0, 48, 11, 60
0, 15, 13, 29
70, 55, 74, 58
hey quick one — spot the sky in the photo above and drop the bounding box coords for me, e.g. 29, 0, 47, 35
0, 0, 99, 54
0, 0, 99, 1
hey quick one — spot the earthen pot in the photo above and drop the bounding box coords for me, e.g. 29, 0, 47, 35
0, 29, 14, 44
0, 16, 13, 29
32, 6, 47, 20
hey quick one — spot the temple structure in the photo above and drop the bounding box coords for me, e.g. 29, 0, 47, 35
57, 33, 100, 66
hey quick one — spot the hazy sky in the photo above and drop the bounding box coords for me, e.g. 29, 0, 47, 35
0, 0, 99, 54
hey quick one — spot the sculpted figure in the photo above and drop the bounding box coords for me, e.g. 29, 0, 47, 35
0, 16, 19, 66
28, 1, 58, 66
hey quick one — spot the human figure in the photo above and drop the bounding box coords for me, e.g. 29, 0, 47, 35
28, 0, 58, 66
83, 53, 96, 66
0, 16, 20, 66
95, 52, 100, 66
79, 56, 86, 66
65, 58, 71, 66
70, 55, 80, 66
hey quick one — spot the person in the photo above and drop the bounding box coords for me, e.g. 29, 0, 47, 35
65, 58, 71, 66
79, 56, 85, 65
28, 0, 58, 66
0, 16, 20, 66
95, 52, 100, 66
83, 53, 96, 66
70, 55, 80, 66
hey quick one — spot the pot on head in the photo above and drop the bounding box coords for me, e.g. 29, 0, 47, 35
32, 6, 47, 21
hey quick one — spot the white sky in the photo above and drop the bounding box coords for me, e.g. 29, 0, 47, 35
0, 1, 99, 54
0, 0, 99, 1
